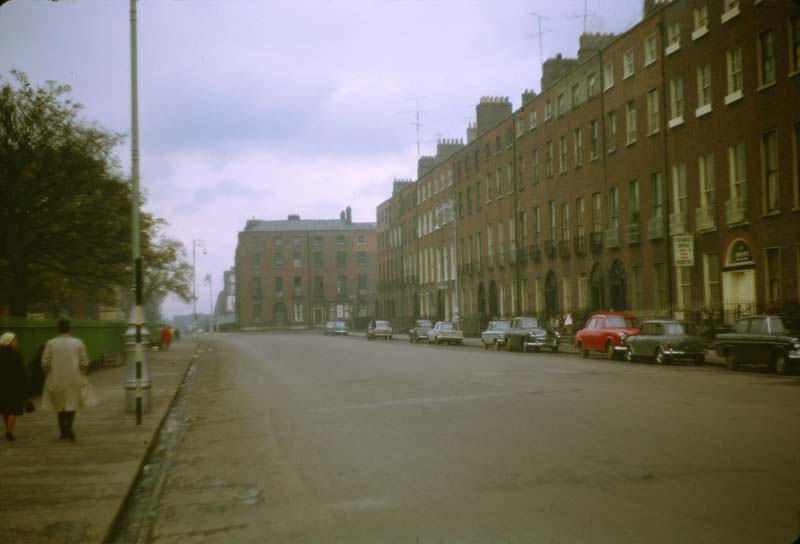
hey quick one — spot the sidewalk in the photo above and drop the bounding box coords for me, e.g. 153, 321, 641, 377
0, 339, 197, 544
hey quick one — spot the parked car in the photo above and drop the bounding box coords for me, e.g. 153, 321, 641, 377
715, 315, 800, 375
332, 321, 348, 336
575, 312, 640, 360
409, 319, 433, 343
367, 320, 393, 340
427, 321, 464, 345
625, 320, 705, 365
481, 320, 511, 350
324, 321, 336, 335
505, 316, 560, 352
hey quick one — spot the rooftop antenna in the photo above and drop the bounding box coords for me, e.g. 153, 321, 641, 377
564, 0, 597, 34
401, 96, 429, 158
528, 12, 551, 85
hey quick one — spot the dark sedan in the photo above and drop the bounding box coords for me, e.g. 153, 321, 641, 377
625, 320, 705, 365
506, 316, 560, 353
481, 320, 511, 350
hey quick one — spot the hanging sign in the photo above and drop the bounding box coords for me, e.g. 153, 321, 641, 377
673, 235, 694, 267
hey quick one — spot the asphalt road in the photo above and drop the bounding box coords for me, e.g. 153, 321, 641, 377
148, 332, 800, 543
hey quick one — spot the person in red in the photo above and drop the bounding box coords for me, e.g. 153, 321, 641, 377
160, 326, 172, 351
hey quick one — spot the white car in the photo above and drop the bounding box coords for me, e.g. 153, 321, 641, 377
427, 321, 464, 345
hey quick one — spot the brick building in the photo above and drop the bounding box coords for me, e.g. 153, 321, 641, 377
236, 209, 377, 329
377, 0, 800, 335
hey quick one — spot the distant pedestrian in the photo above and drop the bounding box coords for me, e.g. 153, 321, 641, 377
41, 319, 96, 441
174, 328, 181, 342
0, 332, 29, 441
564, 313, 574, 335
160, 326, 172, 351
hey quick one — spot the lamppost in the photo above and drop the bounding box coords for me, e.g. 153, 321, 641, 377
124, 0, 150, 421
192, 239, 205, 338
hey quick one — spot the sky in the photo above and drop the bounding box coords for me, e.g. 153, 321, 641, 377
0, 0, 643, 319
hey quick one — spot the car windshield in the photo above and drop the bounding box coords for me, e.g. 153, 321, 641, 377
489, 321, 511, 330
514, 317, 538, 328
376, 321, 390, 327
662, 323, 686, 335
418, 320, 432, 327
334, 321, 346, 328
769, 317, 786, 334
438, 322, 454, 331
606, 316, 639, 328
325, 322, 334, 329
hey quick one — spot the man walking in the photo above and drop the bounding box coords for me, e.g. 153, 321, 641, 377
41, 319, 96, 441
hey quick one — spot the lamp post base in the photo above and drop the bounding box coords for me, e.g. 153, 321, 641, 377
124, 383, 152, 413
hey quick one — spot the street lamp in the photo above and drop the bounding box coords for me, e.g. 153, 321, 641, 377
204, 273, 214, 333
192, 239, 206, 338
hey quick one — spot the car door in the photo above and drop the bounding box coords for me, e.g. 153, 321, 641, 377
590, 318, 605, 350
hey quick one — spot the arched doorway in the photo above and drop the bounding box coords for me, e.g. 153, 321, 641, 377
545, 271, 558, 318
488, 281, 499, 317
722, 239, 757, 324
273, 302, 287, 326
609, 260, 627, 311
590, 263, 604, 311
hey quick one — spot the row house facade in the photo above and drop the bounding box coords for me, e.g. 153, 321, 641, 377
377, 0, 800, 335
236, 210, 377, 329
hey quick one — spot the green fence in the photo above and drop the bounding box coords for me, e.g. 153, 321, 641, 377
0, 318, 129, 371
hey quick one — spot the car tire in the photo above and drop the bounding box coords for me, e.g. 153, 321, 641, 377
626, 348, 634, 362
725, 352, 738, 371
552, 344, 559, 353
694, 355, 705, 365
521, 342, 527, 353
494, 340, 500, 351
409, 335, 414, 343
606, 342, 616, 360
655, 348, 665, 365
775, 353, 789, 375
482, 341, 489, 350
578, 342, 589, 358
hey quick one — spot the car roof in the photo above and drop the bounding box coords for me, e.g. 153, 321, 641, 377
589, 312, 638, 318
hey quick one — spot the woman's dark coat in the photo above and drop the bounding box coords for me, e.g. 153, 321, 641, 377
0, 345, 28, 415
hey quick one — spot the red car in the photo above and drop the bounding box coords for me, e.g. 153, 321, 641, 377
575, 312, 641, 360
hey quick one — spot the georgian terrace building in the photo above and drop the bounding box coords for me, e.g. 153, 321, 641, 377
377, 0, 800, 335
236, 209, 377, 329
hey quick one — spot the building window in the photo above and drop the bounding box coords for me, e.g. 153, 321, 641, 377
626, 100, 637, 145
532, 148, 540, 185
676, 267, 692, 312
628, 179, 640, 222
274, 277, 283, 297
696, 64, 712, 116
576, 197, 585, 232
669, 78, 684, 127
726, 48, 743, 103
574, 128, 584, 168
722, 0, 740, 23
758, 30, 775, 87
606, 111, 617, 153
608, 187, 619, 229
548, 201, 557, 241
274, 236, 283, 248
486, 174, 492, 202
654, 263, 667, 311
516, 117, 524, 138
699, 153, 716, 210
557, 93, 566, 117
587, 72, 598, 97
251, 277, 262, 300
546, 141, 554, 178
592, 192, 602, 233
273, 252, 283, 267
666, 22, 681, 54
764, 248, 781, 306
357, 235, 366, 245
590, 120, 599, 160
672, 162, 688, 217
762, 130, 779, 214
702, 254, 721, 309
631, 266, 642, 310
293, 251, 302, 268
729, 142, 747, 205
572, 83, 581, 109
647, 89, 660, 134
603, 62, 614, 90
252, 253, 261, 273
530, 109, 538, 129
313, 276, 324, 298
623, 49, 635, 79
336, 235, 345, 246
252, 302, 262, 322
336, 250, 346, 267
533, 207, 541, 244
561, 202, 571, 241
545, 99, 552, 121
693, 5, 709, 38
358, 273, 367, 295
357, 251, 368, 267
644, 33, 657, 66
559, 137, 568, 174
790, 16, 800, 74
336, 275, 347, 297
651, 172, 664, 218
293, 302, 304, 322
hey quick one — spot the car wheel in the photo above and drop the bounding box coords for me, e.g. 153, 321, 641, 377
578, 342, 588, 359
695, 355, 705, 366
775, 353, 790, 375
626, 348, 634, 362
552, 344, 559, 353
606, 342, 616, 360
725, 352, 738, 371
409, 335, 414, 343
494, 340, 500, 351
655, 348, 665, 365
482, 341, 489, 350
521, 342, 527, 353
389, 336, 393, 340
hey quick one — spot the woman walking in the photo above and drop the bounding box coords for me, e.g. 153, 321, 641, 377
0, 332, 29, 441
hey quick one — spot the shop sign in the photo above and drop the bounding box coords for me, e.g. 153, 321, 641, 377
673, 235, 694, 267
728, 239, 753, 265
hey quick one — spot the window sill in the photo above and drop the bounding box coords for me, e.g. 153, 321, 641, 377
603, 85, 614, 93
790, 69, 800, 79
762, 210, 781, 219
695, 104, 712, 118
691, 27, 708, 41
607, 148, 617, 155
648, 129, 660, 137
590, 156, 599, 163
757, 81, 776, 92
623, 72, 634, 80
644, 58, 656, 68
721, 7, 740, 24
724, 90, 743, 105
668, 116, 684, 128
665, 43, 680, 56
626, 139, 637, 147
697, 226, 717, 234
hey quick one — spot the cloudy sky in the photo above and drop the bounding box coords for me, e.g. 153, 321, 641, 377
1, 0, 642, 319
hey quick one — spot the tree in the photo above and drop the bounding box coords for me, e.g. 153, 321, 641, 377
141, 222, 193, 322
0, 70, 189, 317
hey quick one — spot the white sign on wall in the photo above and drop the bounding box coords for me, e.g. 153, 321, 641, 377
673, 235, 695, 267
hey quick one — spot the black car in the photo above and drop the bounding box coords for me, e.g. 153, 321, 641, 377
409, 319, 433, 343
505, 316, 560, 353
715, 315, 800, 375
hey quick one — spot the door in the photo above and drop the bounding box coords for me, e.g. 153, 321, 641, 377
722, 268, 756, 324
590, 263, 604, 311
609, 260, 627, 311
545, 271, 558, 319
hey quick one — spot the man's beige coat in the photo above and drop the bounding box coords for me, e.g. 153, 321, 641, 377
41, 335, 96, 411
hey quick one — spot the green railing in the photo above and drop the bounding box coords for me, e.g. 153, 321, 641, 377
0, 318, 128, 371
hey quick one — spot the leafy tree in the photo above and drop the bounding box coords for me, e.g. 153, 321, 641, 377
0, 70, 189, 317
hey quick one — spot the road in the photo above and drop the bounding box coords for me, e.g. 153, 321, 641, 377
145, 332, 800, 543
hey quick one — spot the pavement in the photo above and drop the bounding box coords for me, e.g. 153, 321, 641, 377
0, 338, 198, 544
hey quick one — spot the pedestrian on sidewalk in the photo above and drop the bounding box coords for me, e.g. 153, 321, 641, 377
41, 319, 97, 441
160, 325, 172, 351
0, 332, 29, 441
